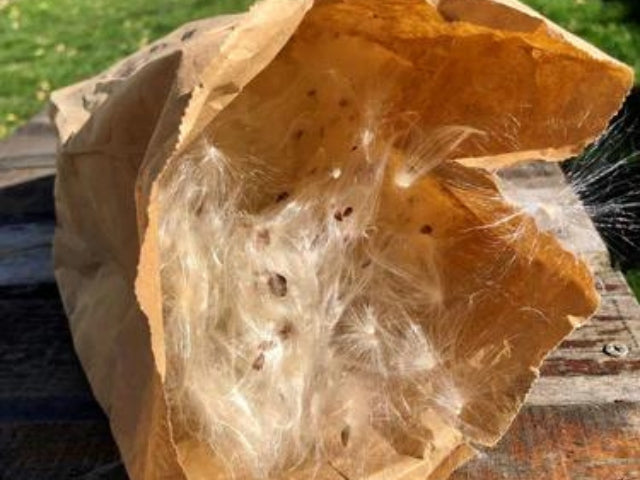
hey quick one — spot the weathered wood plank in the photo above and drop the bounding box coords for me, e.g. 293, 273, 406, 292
0, 167, 56, 189
0, 111, 57, 172
538, 270, 640, 384
452, 403, 640, 480
527, 374, 640, 405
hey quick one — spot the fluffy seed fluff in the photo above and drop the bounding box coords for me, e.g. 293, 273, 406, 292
498, 119, 640, 264
156, 114, 477, 478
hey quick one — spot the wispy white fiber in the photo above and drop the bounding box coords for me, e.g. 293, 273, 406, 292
157, 122, 465, 478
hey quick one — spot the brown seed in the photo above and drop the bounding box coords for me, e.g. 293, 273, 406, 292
420, 224, 433, 235
340, 425, 351, 446
256, 228, 271, 247
252, 352, 265, 371
276, 191, 290, 203
279, 321, 295, 340
258, 340, 276, 351
334, 211, 344, 222
361, 259, 372, 269
294, 129, 305, 140
343, 207, 353, 218
307, 89, 317, 98
268, 273, 288, 297
351, 145, 358, 152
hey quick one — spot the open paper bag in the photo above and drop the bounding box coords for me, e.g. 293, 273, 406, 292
51, 1, 633, 479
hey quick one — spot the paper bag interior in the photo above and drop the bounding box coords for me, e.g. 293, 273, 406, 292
155, 6, 602, 479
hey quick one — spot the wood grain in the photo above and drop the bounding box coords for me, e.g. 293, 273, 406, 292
453, 403, 640, 480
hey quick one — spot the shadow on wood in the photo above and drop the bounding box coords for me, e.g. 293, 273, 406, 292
0, 175, 125, 479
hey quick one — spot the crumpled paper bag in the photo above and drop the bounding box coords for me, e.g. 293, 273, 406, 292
50, 0, 633, 479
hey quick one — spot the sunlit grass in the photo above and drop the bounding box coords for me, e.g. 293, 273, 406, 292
0, 0, 253, 138
525, 0, 640, 78
1, 0, 639, 138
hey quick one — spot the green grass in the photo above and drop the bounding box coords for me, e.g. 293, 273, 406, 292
525, 0, 640, 78
628, 269, 640, 295
0, 0, 252, 138
1, 0, 639, 139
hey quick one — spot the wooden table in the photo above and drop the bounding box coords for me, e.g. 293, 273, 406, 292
1, 117, 638, 479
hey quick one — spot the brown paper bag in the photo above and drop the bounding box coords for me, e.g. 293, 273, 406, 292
51, 1, 633, 479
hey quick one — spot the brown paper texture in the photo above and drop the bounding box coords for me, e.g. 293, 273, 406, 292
51, 1, 633, 479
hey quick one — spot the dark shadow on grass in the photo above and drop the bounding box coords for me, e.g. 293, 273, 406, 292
602, 0, 640, 24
